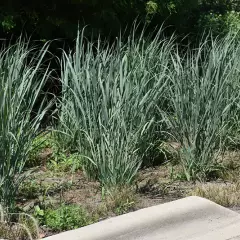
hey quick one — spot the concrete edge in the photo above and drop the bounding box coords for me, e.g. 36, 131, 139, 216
43, 196, 240, 240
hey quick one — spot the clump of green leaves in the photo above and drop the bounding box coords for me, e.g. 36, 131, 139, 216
19, 179, 43, 199
27, 132, 82, 172
27, 132, 53, 168
43, 204, 91, 232
47, 152, 82, 172
198, 11, 240, 37
164, 33, 240, 181
0, 39, 52, 212
58, 27, 174, 187
1, 15, 16, 32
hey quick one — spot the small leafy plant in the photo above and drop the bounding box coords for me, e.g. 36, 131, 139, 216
26, 132, 53, 168
43, 204, 91, 231
47, 152, 82, 172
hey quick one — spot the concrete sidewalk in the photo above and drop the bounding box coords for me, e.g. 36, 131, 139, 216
44, 196, 240, 240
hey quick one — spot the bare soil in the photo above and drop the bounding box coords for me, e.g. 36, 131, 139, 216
16, 150, 240, 238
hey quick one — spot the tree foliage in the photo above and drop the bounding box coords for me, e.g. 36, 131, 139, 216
0, 0, 239, 40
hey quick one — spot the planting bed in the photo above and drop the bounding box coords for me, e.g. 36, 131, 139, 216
14, 146, 240, 238
0, 29, 239, 240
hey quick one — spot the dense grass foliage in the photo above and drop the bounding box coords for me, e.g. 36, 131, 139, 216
57, 29, 240, 185
57, 28, 174, 186
0, 29, 239, 212
0, 40, 52, 211
164, 34, 240, 180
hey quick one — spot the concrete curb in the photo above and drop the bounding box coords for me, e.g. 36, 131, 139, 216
44, 196, 240, 240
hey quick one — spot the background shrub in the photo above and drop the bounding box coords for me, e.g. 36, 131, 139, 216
0, 0, 238, 43
198, 11, 240, 37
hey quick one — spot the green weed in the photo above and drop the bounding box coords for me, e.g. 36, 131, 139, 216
43, 204, 91, 232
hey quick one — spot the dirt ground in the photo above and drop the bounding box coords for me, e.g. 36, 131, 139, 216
15, 150, 240, 238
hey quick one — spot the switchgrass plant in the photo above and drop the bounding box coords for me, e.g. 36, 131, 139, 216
165, 33, 240, 181
57, 28, 174, 187
0, 39, 52, 212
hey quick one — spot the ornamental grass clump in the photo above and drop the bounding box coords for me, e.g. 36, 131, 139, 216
58, 28, 174, 187
165, 33, 240, 181
0, 39, 51, 211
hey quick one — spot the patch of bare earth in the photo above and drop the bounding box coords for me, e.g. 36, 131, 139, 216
135, 150, 240, 211
57, 176, 102, 213
135, 165, 193, 208
15, 150, 240, 238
